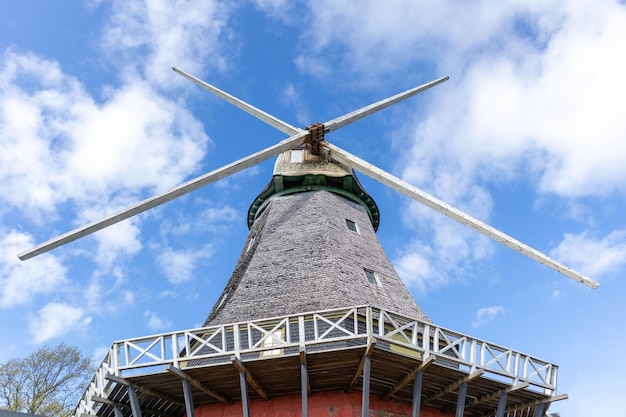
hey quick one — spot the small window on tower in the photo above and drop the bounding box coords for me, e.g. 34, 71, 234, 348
346, 219, 359, 233
364, 269, 380, 286
290, 149, 304, 163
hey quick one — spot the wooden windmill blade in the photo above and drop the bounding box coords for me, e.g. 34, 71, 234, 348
17, 131, 309, 261
322, 141, 599, 289
169, 69, 599, 289
18, 69, 601, 291
18, 71, 446, 261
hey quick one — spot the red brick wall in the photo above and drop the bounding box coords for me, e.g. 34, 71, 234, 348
195, 390, 453, 417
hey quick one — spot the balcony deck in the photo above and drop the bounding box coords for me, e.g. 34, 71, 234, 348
75, 306, 565, 417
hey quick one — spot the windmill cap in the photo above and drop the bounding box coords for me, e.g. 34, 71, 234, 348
248, 147, 380, 230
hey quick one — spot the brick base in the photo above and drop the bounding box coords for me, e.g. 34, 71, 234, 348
195, 390, 452, 417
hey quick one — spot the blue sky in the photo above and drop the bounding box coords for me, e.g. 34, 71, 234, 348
1, 1, 625, 415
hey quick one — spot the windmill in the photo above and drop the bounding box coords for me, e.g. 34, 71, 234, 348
19, 68, 598, 417
17, 68, 599, 291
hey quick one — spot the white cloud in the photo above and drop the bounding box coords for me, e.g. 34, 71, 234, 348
28, 302, 92, 343
0, 51, 210, 218
293, 0, 626, 199
0, 231, 67, 308
395, 244, 449, 294
102, 0, 235, 87
252, 0, 297, 23
158, 204, 240, 238
294, 0, 546, 80
280, 82, 311, 126
91, 345, 111, 365
289, 0, 626, 291
157, 244, 215, 284
551, 230, 626, 279
472, 305, 505, 328
394, 199, 494, 294
144, 309, 172, 332
91, 215, 143, 268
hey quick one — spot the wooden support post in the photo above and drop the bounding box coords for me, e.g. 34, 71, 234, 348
411, 370, 423, 417
167, 365, 231, 404
495, 391, 507, 417
454, 382, 467, 417
300, 347, 308, 417
231, 356, 269, 400
361, 355, 371, 417
239, 369, 250, 417
384, 356, 435, 400
349, 340, 377, 390
113, 405, 124, 417
182, 378, 195, 417
504, 393, 567, 415
533, 403, 545, 417
127, 386, 142, 417
106, 374, 184, 406
301, 363, 308, 417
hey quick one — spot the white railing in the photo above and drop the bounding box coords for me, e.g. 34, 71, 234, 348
74, 306, 558, 417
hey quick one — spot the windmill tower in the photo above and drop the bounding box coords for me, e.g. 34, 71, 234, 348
19, 68, 598, 417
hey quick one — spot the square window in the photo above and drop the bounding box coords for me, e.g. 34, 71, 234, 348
364, 269, 380, 286
290, 149, 304, 163
346, 219, 358, 233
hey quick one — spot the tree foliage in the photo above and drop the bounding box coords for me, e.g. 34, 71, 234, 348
0, 343, 94, 417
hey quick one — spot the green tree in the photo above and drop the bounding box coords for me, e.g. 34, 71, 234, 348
0, 343, 94, 417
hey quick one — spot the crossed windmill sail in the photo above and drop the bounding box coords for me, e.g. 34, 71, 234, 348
18, 68, 599, 290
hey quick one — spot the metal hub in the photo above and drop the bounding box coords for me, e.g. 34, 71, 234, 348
305, 122, 325, 154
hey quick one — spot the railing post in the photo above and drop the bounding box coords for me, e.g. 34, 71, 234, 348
550, 365, 558, 394
299, 315, 306, 346
234, 324, 240, 358
469, 339, 476, 372
112, 345, 120, 376
422, 324, 430, 359
366, 307, 373, 340
523, 355, 529, 381
513, 352, 520, 384
172, 334, 179, 368
222, 325, 227, 353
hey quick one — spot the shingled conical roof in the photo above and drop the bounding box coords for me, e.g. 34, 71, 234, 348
204, 148, 429, 326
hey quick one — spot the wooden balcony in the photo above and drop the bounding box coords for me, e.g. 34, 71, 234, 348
75, 306, 564, 417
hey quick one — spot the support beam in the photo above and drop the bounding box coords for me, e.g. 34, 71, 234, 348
411, 370, 423, 417
300, 347, 309, 417
91, 396, 179, 417
181, 379, 195, 417
127, 386, 142, 417
113, 405, 124, 417
299, 347, 311, 396
383, 356, 435, 400
533, 402, 546, 417
91, 396, 118, 406
465, 382, 529, 409
231, 356, 269, 400
238, 367, 250, 417
495, 391, 507, 417
454, 382, 467, 417
361, 355, 371, 417
423, 369, 484, 404
106, 374, 185, 407
504, 393, 568, 415
349, 340, 377, 390
167, 365, 231, 403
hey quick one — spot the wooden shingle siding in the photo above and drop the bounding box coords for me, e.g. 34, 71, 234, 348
205, 190, 429, 326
